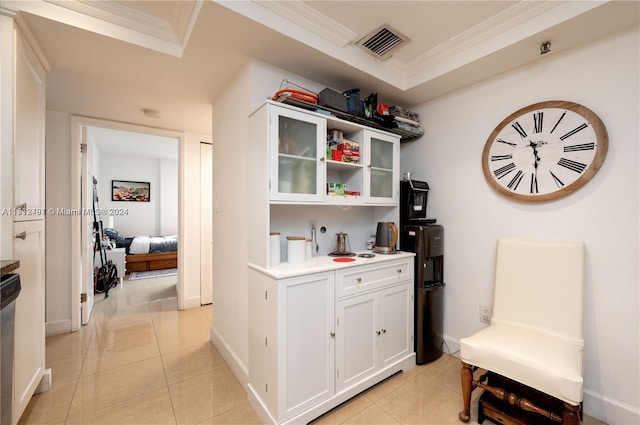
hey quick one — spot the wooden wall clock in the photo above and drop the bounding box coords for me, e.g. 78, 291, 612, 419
482, 100, 608, 202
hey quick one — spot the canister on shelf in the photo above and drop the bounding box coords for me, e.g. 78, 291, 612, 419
287, 236, 306, 264
269, 232, 281, 266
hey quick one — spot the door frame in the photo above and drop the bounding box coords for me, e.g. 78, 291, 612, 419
70, 116, 185, 330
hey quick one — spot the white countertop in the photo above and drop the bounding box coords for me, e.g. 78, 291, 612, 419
249, 250, 415, 279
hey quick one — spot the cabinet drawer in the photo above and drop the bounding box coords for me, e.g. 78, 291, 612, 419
126, 261, 149, 273
336, 259, 412, 298
149, 259, 177, 270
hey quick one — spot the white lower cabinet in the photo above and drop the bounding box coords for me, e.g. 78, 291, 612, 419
336, 283, 412, 391
248, 256, 415, 425
249, 270, 335, 423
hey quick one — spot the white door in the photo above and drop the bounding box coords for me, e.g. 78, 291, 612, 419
281, 272, 335, 419
13, 29, 45, 220
379, 283, 413, 367
336, 292, 378, 391
13, 220, 45, 423
200, 142, 213, 304
365, 131, 399, 205
80, 130, 94, 324
269, 105, 326, 202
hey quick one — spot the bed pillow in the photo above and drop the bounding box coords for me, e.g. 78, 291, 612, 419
129, 235, 151, 254
104, 228, 125, 243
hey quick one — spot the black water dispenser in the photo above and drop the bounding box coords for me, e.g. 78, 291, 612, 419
404, 224, 445, 364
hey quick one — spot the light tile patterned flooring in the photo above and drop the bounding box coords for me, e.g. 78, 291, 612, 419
18, 275, 606, 425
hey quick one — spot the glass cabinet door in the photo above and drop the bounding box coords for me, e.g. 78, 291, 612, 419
366, 131, 399, 204
269, 106, 326, 202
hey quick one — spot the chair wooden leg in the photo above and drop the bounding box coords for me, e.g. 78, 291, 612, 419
562, 403, 581, 425
459, 361, 473, 422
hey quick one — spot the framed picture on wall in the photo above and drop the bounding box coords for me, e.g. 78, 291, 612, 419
112, 180, 150, 202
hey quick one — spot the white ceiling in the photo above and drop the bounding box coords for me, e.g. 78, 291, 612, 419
3, 0, 639, 138
88, 126, 178, 160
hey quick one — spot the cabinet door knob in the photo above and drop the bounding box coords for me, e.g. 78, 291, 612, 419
356, 277, 362, 283
15, 231, 27, 240
16, 202, 26, 212
381, 328, 387, 334
397, 269, 402, 273
319, 157, 325, 162
376, 330, 381, 335
329, 332, 335, 338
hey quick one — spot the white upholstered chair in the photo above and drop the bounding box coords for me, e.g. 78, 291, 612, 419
459, 238, 585, 424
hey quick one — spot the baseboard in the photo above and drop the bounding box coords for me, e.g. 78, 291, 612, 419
210, 325, 248, 388
45, 319, 72, 336
35, 368, 52, 394
182, 295, 201, 310
444, 334, 639, 424
442, 334, 461, 357
583, 388, 640, 424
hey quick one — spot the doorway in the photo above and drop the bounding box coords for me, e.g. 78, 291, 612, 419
82, 126, 179, 323
70, 117, 210, 330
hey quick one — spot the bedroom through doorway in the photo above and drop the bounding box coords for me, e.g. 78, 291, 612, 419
81, 123, 180, 323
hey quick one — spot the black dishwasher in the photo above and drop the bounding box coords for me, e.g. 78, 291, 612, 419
1, 273, 21, 425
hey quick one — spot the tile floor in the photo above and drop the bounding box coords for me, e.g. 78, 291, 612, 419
18, 275, 606, 425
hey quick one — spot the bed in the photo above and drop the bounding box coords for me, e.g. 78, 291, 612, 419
105, 230, 178, 274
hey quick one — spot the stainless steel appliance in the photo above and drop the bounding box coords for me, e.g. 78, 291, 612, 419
1, 273, 21, 425
374, 222, 398, 254
404, 224, 445, 364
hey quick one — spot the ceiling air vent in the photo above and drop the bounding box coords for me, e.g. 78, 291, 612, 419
356, 24, 410, 60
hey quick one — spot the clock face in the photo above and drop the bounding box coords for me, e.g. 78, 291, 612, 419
482, 101, 608, 202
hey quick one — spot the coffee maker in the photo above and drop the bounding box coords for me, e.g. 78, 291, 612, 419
399, 177, 445, 364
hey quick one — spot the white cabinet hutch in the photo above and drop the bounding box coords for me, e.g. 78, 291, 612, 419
247, 100, 414, 425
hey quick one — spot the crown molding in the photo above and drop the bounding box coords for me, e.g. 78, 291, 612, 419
1, 0, 203, 58
49, 0, 177, 42
14, 12, 52, 71
256, 0, 357, 48
382, 1, 607, 89
169, 0, 202, 49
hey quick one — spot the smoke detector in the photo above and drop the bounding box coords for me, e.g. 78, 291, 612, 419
356, 24, 410, 61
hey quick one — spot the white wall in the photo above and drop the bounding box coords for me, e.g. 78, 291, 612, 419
44, 111, 73, 334
211, 60, 252, 380
401, 27, 639, 424
160, 158, 178, 235
97, 153, 177, 237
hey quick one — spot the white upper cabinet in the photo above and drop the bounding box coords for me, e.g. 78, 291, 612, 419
364, 131, 399, 205
257, 101, 400, 206
269, 106, 326, 202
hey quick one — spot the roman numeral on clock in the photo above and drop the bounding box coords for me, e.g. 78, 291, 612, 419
507, 170, 524, 190
564, 142, 595, 152
560, 123, 588, 140
558, 158, 587, 173
494, 162, 515, 179
550, 111, 566, 134
549, 170, 565, 188
491, 154, 513, 161
512, 121, 527, 138
496, 138, 517, 147
533, 112, 543, 133
530, 173, 538, 194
